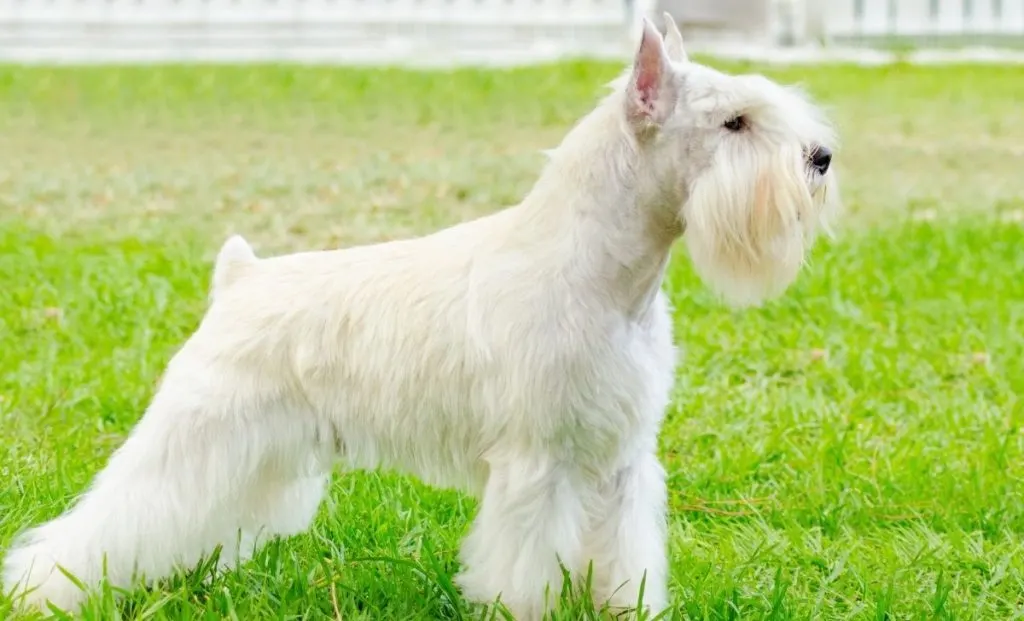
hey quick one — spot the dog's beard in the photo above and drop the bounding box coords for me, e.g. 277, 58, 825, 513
682, 144, 831, 308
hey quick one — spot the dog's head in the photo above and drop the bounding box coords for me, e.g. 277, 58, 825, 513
622, 15, 840, 307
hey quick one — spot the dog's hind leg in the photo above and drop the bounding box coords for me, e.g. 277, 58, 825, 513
581, 450, 669, 617
237, 454, 328, 544
1, 361, 288, 614
455, 455, 588, 621
205, 468, 327, 578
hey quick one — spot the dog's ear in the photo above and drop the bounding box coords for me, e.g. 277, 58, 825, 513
662, 12, 688, 63
626, 17, 677, 127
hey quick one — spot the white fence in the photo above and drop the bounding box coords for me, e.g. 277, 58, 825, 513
0, 0, 1022, 64
818, 0, 1024, 45
0, 0, 637, 64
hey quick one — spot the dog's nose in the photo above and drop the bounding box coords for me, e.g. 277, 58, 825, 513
810, 146, 832, 174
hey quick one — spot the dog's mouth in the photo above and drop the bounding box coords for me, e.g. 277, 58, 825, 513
806, 169, 827, 194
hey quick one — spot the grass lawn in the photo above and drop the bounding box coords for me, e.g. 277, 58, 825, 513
1, 59, 1023, 619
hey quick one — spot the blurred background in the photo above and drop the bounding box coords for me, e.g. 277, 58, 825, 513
1, 3, 1023, 619
1, 0, 1022, 250
1, 0, 1023, 64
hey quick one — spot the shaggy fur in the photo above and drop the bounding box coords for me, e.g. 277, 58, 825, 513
2, 16, 839, 620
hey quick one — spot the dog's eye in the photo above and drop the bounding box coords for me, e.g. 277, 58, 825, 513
723, 116, 746, 132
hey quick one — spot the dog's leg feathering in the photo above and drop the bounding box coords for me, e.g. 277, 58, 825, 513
583, 450, 669, 617
456, 456, 588, 621
237, 457, 328, 544
1, 360, 277, 613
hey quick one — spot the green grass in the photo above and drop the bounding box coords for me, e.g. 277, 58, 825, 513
1, 60, 1023, 619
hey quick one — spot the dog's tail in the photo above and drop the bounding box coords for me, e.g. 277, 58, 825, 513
212, 235, 258, 296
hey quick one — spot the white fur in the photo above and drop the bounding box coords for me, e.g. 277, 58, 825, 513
2, 19, 839, 620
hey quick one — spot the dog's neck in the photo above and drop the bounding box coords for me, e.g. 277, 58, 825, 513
518, 94, 683, 321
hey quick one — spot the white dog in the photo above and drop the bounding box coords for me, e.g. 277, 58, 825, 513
3, 15, 838, 620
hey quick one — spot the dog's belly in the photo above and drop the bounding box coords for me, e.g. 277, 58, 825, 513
328, 405, 491, 494
306, 359, 496, 494
306, 296, 677, 493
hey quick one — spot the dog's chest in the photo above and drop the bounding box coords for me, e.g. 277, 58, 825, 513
492, 292, 678, 466
577, 311, 674, 424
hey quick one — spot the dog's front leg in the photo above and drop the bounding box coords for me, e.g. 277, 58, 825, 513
455, 456, 587, 621
582, 450, 669, 617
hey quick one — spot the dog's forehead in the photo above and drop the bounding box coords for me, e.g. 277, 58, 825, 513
682, 65, 802, 115
678, 64, 833, 144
